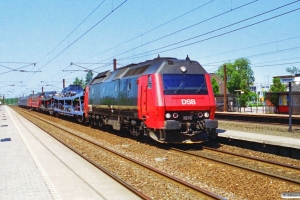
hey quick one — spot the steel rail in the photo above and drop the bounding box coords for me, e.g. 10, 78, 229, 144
170, 146, 300, 185
203, 146, 300, 171
16, 108, 224, 200
15, 108, 149, 200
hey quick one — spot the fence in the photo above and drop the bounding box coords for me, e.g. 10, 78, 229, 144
215, 94, 277, 114
216, 93, 300, 115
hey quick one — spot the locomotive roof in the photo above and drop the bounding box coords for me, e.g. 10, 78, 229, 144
89, 56, 207, 85
117, 56, 177, 70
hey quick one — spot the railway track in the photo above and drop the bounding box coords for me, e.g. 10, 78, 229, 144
170, 145, 300, 185
15, 107, 223, 200
13, 107, 300, 199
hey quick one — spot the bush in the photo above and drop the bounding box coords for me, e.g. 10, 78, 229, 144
248, 102, 264, 107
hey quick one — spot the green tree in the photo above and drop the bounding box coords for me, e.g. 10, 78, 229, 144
73, 77, 84, 88
73, 71, 93, 89
85, 70, 93, 87
286, 66, 300, 75
211, 77, 220, 94
4, 97, 18, 105
216, 58, 255, 107
269, 77, 286, 92
268, 77, 286, 111
248, 91, 257, 101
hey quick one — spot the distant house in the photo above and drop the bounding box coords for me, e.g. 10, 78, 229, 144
209, 73, 229, 94
249, 83, 272, 102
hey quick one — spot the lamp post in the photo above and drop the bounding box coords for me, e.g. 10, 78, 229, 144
223, 64, 227, 112
234, 90, 244, 113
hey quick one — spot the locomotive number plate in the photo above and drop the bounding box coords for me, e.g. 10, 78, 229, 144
183, 116, 193, 120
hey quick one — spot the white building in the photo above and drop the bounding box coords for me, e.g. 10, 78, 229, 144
250, 83, 271, 101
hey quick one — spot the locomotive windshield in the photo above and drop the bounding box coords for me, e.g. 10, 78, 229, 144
162, 74, 208, 95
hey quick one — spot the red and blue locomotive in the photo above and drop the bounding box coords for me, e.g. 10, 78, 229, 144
18, 56, 218, 144
85, 56, 218, 143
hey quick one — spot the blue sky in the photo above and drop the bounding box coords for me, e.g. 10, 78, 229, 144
1, 0, 299, 98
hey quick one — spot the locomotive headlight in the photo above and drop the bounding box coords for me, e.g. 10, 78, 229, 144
173, 113, 179, 118
198, 112, 203, 118
180, 66, 187, 73
165, 113, 171, 119
204, 112, 209, 118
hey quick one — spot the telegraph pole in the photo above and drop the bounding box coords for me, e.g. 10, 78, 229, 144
288, 82, 292, 132
223, 65, 227, 112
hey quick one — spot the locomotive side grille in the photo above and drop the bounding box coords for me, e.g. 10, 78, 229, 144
137, 64, 150, 74
123, 65, 150, 77
113, 68, 128, 80
91, 71, 111, 84
123, 68, 138, 77
92, 77, 106, 84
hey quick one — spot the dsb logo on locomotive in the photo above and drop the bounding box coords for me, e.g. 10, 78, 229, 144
181, 99, 196, 105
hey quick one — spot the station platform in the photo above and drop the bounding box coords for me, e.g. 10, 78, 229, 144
217, 129, 300, 149
0, 105, 140, 200
215, 110, 300, 125
217, 127, 300, 159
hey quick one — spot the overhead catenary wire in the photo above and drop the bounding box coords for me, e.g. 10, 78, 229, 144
21, 1, 288, 87
0, 62, 35, 64
205, 60, 300, 73
195, 35, 300, 60
121, 9, 300, 63
203, 46, 300, 65
93, 0, 259, 64
251, 61, 300, 68
251, 56, 300, 65
49, 3, 300, 91
36, 0, 107, 65
20, 0, 107, 89
115, 1, 300, 62
78, 0, 216, 63
21, 0, 127, 91
38, 0, 128, 71
0, 63, 36, 75
4, 1, 297, 98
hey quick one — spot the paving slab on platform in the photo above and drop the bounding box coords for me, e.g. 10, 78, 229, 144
0, 106, 53, 200
1, 105, 141, 200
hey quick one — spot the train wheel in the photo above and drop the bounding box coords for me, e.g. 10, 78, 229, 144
55, 112, 60, 118
207, 128, 219, 148
98, 119, 103, 128
77, 116, 85, 124
91, 120, 99, 128
129, 126, 140, 137
207, 128, 217, 140
90, 119, 95, 128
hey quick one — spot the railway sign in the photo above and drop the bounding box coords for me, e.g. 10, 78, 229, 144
275, 74, 300, 83
280, 77, 296, 83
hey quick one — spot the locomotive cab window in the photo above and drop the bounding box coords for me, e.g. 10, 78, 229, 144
162, 74, 208, 95
148, 75, 152, 89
